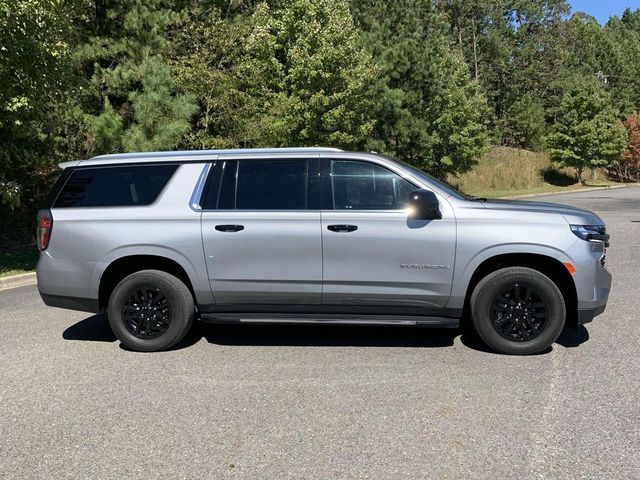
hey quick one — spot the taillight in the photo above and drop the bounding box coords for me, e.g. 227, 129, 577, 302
37, 209, 53, 251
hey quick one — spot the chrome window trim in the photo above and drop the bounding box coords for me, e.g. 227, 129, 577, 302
189, 162, 213, 212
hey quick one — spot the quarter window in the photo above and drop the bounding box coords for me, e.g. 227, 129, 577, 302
331, 160, 415, 210
54, 164, 178, 208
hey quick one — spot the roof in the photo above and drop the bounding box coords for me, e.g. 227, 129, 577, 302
60, 147, 344, 169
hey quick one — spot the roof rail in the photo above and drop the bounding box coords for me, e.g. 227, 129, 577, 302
90, 147, 343, 161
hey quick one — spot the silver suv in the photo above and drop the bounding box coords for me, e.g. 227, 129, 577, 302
36, 147, 611, 354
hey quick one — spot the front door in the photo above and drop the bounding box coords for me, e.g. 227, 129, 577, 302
200, 158, 322, 305
320, 159, 456, 310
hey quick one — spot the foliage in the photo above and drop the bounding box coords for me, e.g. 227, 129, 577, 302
435, 0, 569, 148
620, 112, 640, 180
351, 0, 489, 178
0, 0, 87, 243
77, 0, 197, 156
426, 48, 490, 178
173, 0, 375, 150
501, 94, 546, 150
5, 0, 640, 247
547, 80, 626, 183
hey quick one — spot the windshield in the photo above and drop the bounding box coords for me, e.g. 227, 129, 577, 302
388, 157, 470, 200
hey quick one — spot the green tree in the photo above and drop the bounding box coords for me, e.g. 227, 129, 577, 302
268, 0, 376, 147
173, 0, 375, 150
501, 94, 546, 150
0, 0, 85, 241
435, 0, 570, 143
427, 48, 490, 177
601, 9, 640, 115
77, 0, 197, 155
547, 80, 626, 183
352, 0, 489, 178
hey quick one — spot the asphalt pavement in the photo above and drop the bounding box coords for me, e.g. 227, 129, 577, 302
1, 186, 639, 479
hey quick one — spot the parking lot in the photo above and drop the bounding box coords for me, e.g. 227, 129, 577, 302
1, 187, 639, 479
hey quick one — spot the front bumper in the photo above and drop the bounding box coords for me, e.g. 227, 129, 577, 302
577, 304, 606, 325
576, 261, 611, 325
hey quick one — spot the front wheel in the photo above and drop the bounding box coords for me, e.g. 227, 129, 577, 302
107, 270, 194, 352
470, 267, 565, 355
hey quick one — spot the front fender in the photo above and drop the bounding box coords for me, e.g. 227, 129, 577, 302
446, 242, 577, 309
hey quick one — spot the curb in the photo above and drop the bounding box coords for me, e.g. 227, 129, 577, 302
500, 184, 631, 199
0, 272, 37, 291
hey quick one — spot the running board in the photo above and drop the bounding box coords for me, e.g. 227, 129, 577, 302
200, 312, 459, 328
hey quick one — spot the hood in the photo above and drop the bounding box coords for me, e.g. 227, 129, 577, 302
478, 199, 604, 225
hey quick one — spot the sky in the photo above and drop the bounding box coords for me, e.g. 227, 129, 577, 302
569, 0, 640, 24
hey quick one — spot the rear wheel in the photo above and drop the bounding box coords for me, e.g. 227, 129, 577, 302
107, 270, 194, 352
470, 267, 565, 355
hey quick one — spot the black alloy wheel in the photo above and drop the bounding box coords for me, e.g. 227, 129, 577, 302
489, 283, 548, 342
121, 285, 172, 340
470, 266, 566, 355
107, 270, 194, 352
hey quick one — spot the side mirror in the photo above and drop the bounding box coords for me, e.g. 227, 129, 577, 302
408, 189, 442, 220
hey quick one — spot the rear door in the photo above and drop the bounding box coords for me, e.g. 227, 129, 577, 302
320, 159, 456, 310
200, 157, 322, 305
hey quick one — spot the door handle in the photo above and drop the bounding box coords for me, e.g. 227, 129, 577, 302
327, 224, 358, 233
215, 224, 244, 232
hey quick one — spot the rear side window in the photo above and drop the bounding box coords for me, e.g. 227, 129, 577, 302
237, 160, 307, 210
54, 164, 178, 208
202, 159, 308, 210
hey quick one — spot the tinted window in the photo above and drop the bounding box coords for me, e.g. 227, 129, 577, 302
235, 160, 307, 210
331, 160, 415, 210
202, 160, 236, 210
54, 164, 178, 208
217, 160, 237, 209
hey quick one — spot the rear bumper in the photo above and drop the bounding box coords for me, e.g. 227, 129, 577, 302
39, 291, 99, 313
36, 251, 101, 313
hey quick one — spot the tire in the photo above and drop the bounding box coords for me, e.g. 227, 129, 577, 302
470, 267, 565, 355
107, 270, 194, 352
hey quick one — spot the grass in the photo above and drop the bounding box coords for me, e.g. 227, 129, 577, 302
0, 247, 38, 278
449, 146, 622, 198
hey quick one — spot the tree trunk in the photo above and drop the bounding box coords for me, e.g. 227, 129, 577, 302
95, 0, 107, 34
471, 16, 479, 87
576, 167, 584, 185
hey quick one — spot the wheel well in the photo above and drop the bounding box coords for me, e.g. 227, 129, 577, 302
99, 255, 196, 311
464, 253, 578, 327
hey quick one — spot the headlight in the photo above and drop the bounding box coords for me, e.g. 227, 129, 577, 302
570, 225, 609, 246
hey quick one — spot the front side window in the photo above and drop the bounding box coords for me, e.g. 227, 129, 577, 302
331, 160, 415, 210
54, 164, 178, 208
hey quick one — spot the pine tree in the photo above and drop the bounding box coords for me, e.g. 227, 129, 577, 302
351, 0, 489, 178
426, 48, 490, 178
501, 94, 546, 150
77, 0, 197, 155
